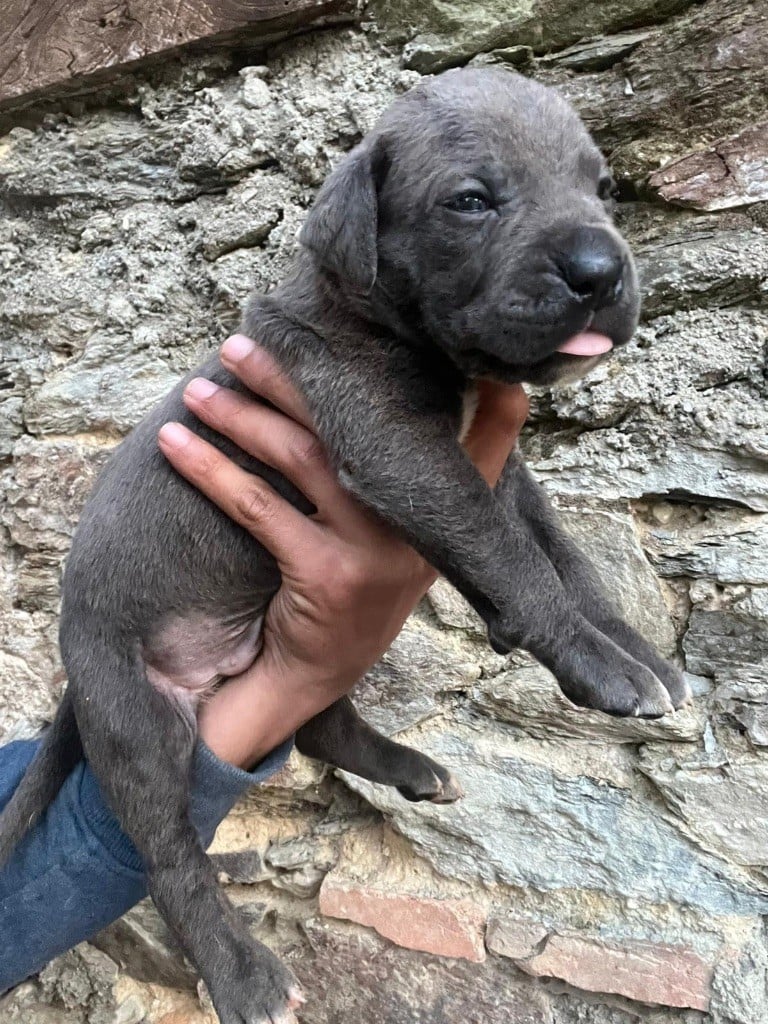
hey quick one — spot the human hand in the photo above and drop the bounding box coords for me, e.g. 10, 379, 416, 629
158, 335, 528, 768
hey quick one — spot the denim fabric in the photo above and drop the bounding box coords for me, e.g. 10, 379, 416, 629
0, 734, 294, 992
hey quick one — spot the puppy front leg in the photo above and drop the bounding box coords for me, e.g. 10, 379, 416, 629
324, 413, 673, 718
496, 453, 691, 708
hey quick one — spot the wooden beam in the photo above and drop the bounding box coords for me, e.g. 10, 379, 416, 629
0, 0, 353, 110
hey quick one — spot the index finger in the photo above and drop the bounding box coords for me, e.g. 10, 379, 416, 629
219, 335, 315, 432
157, 420, 319, 568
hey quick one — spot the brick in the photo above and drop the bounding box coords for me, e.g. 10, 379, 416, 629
319, 879, 486, 962
517, 933, 713, 1011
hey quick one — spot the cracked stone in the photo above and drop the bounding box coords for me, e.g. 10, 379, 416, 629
649, 123, 768, 211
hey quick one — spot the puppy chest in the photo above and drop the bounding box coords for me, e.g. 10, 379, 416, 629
458, 384, 479, 443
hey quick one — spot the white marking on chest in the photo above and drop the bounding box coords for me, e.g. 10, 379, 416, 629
458, 383, 480, 443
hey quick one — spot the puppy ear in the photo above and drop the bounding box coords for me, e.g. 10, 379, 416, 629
299, 139, 382, 295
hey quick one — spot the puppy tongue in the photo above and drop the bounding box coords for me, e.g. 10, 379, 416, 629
557, 331, 614, 357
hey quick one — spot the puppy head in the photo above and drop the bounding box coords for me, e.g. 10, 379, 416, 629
300, 68, 640, 386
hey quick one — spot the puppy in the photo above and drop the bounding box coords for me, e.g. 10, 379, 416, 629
0, 68, 690, 1023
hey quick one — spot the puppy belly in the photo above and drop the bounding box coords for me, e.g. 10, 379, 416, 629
143, 613, 264, 707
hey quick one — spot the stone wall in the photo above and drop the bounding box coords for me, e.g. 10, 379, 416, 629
1, 2, 767, 1022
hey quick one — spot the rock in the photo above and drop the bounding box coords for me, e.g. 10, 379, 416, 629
645, 510, 768, 586
353, 611, 482, 735
192, 171, 286, 261
486, 913, 548, 959
636, 229, 768, 319
638, 744, 768, 869
426, 577, 486, 636
293, 919, 553, 1024
526, 309, 768, 512
516, 932, 714, 1011
472, 661, 703, 743
92, 900, 196, 991
2, 438, 109, 553
263, 834, 337, 896
37, 945, 121, 1024
714, 674, 768, 748
710, 930, 768, 1024
683, 591, 768, 680
254, 748, 329, 805
368, 0, 696, 73
649, 123, 768, 211
270, 864, 328, 898
0, 982, 85, 1024
539, 30, 656, 72
534, 307, 766, 430
339, 720, 768, 918
25, 350, 181, 436
557, 506, 677, 656
0, 543, 62, 733
264, 835, 333, 871
470, 44, 533, 68
534, 0, 768, 180
238, 72, 273, 112
319, 878, 487, 961
551, 1007, 695, 1024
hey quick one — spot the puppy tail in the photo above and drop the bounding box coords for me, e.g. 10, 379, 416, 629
0, 688, 82, 867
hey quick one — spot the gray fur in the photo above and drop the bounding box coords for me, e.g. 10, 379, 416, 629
0, 69, 689, 1021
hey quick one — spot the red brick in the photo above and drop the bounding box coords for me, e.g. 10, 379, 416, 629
319, 879, 486, 962
517, 933, 712, 1010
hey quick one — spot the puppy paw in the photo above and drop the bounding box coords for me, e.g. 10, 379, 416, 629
397, 756, 464, 804
555, 628, 675, 719
647, 658, 692, 710
206, 946, 304, 1024
596, 616, 692, 711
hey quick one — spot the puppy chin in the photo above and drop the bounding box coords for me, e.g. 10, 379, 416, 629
524, 352, 607, 387
549, 353, 604, 385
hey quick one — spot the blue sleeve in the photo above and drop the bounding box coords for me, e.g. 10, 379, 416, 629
0, 734, 294, 994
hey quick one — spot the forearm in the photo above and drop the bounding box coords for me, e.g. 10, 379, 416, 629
0, 734, 292, 994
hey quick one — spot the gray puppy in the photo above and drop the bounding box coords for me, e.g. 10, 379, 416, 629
0, 68, 690, 1022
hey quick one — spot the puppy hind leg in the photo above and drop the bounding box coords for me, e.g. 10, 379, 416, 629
66, 639, 302, 1024
296, 696, 463, 803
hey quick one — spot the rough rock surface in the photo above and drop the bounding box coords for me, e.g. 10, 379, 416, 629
1, 2, 767, 1022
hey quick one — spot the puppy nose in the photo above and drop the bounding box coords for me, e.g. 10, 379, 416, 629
558, 227, 624, 309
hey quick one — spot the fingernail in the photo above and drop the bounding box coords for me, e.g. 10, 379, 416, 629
158, 422, 192, 449
221, 334, 256, 363
185, 377, 219, 401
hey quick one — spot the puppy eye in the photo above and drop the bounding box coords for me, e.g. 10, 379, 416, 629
597, 176, 617, 202
444, 192, 490, 213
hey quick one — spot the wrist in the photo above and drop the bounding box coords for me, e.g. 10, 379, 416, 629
198, 666, 292, 770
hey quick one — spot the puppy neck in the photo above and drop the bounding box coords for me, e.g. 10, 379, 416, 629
458, 383, 480, 443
